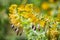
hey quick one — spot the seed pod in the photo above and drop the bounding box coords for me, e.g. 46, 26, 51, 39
32, 24, 36, 30
18, 27, 23, 36
15, 28, 17, 31
20, 32, 22, 36
38, 24, 40, 31
32, 25, 34, 29
14, 28, 19, 35
11, 24, 14, 29
17, 30, 19, 35
34, 27, 36, 30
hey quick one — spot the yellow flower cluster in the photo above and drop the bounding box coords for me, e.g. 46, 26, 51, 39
9, 4, 48, 28
9, 4, 21, 27
39, 20, 46, 27
9, 4, 17, 13
9, 3, 60, 28
47, 28, 58, 40
18, 4, 40, 24
18, 4, 33, 13
8, 0, 60, 39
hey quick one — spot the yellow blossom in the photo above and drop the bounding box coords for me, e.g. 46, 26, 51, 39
18, 4, 25, 12
21, 13, 29, 18
47, 28, 58, 40
28, 13, 35, 18
20, 12, 35, 19
9, 13, 21, 27
39, 20, 45, 27
25, 4, 33, 12
30, 17, 38, 23
9, 4, 17, 13
42, 2, 49, 10
9, 14, 16, 19
27, 13, 39, 23
50, 28, 58, 38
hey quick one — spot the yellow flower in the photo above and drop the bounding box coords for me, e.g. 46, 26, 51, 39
9, 13, 21, 27
9, 4, 17, 13
18, 4, 33, 16
18, 4, 25, 12
47, 27, 58, 39
30, 17, 38, 23
20, 12, 35, 19
28, 13, 35, 18
50, 28, 58, 38
39, 20, 45, 27
21, 13, 29, 18
9, 13, 15, 17
25, 4, 33, 12
42, 2, 49, 10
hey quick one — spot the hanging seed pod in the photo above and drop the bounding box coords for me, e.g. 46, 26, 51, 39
15, 28, 19, 35
38, 24, 40, 31
15, 28, 17, 31
18, 27, 23, 36
32, 24, 36, 30
32, 24, 34, 29
11, 24, 14, 29
17, 30, 19, 35
34, 27, 36, 31
19, 32, 22, 36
